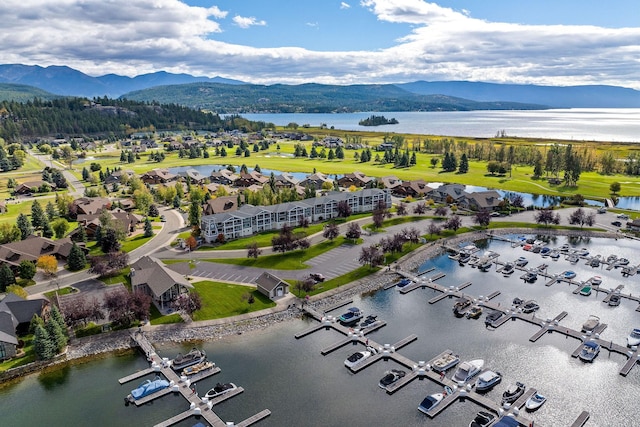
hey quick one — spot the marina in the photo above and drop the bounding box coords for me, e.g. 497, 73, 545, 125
119, 333, 270, 427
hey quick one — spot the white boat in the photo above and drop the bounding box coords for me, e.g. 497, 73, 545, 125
525, 392, 547, 411
474, 370, 502, 392
469, 410, 496, 427
515, 256, 528, 267
590, 276, 602, 285
378, 369, 406, 389
171, 348, 206, 371
581, 315, 600, 332
626, 328, 640, 347
502, 263, 515, 276
418, 393, 444, 414
501, 381, 526, 404
338, 307, 363, 324
431, 352, 460, 372
578, 340, 600, 362
344, 346, 377, 369
521, 300, 540, 314
204, 382, 237, 399
452, 359, 484, 385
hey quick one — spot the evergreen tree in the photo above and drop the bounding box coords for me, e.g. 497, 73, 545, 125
120, 150, 126, 162
172, 195, 181, 208
46, 318, 67, 352
0, 263, 15, 291
68, 243, 87, 271
310, 146, 318, 158
46, 201, 57, 220
143, 218, 153, 238
148, 204, 159, 217
220, 147, 227, 157
31, 200, 46, 229
41, 219, 54, 238
328, 149, 335, 160
72, 225, 87, 243
19, 260, 36, 280
29, 314, 45, 335
335, 146, 344, 159
410, 152, 417, 165
188, 201, 202, 228
34, 324, 55, 360
82, 167, 90, 181
16, 213, 33, 240
50, 305, 67, 335
458, 153, 469, 173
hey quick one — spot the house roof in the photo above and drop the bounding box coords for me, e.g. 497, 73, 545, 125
0, 312, 18, 345
0, 293, 48, 325
466, 190, 502, 209
130, 256, 192, 297
380, 176, 401, 189
255, 272, 287, 292
0, 235, 76, 263
203, 196, 238, 214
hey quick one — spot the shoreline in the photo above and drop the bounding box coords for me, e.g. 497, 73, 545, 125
0, 227, 624, 384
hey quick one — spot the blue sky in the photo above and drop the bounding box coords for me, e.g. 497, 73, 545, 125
1, 0, 639, 88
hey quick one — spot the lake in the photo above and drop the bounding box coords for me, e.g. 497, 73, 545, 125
2, 235, 639, 426
237, 109, 640, 143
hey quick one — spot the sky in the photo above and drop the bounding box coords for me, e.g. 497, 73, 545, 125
1, 0, 639, 88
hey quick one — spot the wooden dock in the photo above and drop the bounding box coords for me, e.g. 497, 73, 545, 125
123, 333, 270, 427
570, 411, 590, 427
118, 367, 155, 384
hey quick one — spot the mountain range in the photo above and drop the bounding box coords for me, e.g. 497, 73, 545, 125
0, 64, 638, 110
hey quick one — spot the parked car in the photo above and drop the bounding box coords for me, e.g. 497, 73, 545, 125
310, 273, 325, 282
611, 221, 622, 227
617, 213, 629, 220
160, 215, 166, 222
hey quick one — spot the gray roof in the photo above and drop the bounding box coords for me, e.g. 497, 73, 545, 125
0, 312, 18, 345
255, 272, 287, 292
130, 256, 193, 297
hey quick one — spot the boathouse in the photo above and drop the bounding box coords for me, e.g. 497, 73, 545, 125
255, 272, 289, 300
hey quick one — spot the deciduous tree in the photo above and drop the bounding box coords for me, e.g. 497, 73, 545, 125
323, 223, 340, 241
37, 255, 58, 277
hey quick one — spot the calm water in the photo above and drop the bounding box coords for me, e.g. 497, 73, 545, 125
238, 109, 640, 143
2, 235, 640, 426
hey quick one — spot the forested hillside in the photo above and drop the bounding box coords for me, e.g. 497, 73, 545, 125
0, 97, 271, 141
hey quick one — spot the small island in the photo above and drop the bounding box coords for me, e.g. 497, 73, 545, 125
358, 115, 399, 126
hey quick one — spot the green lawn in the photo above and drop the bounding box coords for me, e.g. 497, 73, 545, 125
204, 236, 355, 269
0, 336, 35, 372
149, 304, 183, 325
204, 223, 325, 250
300, 265, 381, 297
191, 281, 276, 320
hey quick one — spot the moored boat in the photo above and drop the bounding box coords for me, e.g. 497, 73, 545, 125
171, 348, 207, 371
561, 270, 577, 280
515, 256, 528, 267
578, 340, 600, 362
608, 294, 621, 306
466, 306, 483, 319
418, 393, 444, 414
582, 315, 600, 332
522, 300, 540, 314
205, 382, 237, 399
431, 352, 460, 372
338, 307, 363, 324
502, 263, 515, 276
522, 271, 537, 283
344, 346, 377, 369
590, 276, 602, 285
182, 360, 215, 376
469, 410, 496, 427
579, 284, 592, 296
453, 297, 472, 317
626, 328, 640, 347
501, 381, 526, 404
525, 392, 547, 411
485, 310, 506, 327
474, 370, 502, 392
378, 369, 406, 389
452, 359, 484, 385
126, 377, 170, 404
360, 315, 379, 329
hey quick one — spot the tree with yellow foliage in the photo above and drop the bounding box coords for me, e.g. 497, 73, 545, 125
37, 255, 58, 277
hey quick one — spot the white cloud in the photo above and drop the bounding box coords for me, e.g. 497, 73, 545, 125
0, 0, 638, 89
306, 22, 320, 29
340, 2, 351, 9
232, 15, 267, 29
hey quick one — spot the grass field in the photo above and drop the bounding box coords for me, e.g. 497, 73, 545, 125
191, 280, 276, 320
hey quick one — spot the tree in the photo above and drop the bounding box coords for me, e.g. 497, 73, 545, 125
172, 292, 202, 315
19, 260, 36, 280
434, 206, 448, 217
88, 251, 129, 277
372, 199, 389, 229
474, 210, 491, 227
345, 222, 362, 243
6, 284, 28, 298
46, 318, 67, 352
188, 200, 202, 228
396, 202, 407, 216
458, 153, 469, 173
242, 291, 256, 306
358, 245, 384, 268
101, 228, 121, 253
568, 208, 596, 228
610, 182, 621, 195
103, 288, 135, 328
148, 204, 159, 217
336, 200, 352, 219
37, 255, 58, 277
67, 243, 87, 271
413, 202, 427, 215
534, 208, 560, 226
444, 215, 462, 232
143, 218, 153, 238
52, 218, 69, 239
246, 242, 262, 259
323, 223, 340, 241
46, 201, 58, 220
0, 263, 16, 291
17, 213, 33, 240
41, 219, 54, 238
293, 277, 316, 297
29, 314, 45, 335
430, 157, 439, 168
33, 324, 56, 360
0, 223, 21, 244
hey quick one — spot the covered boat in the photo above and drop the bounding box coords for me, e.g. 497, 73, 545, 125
396, 278, 412, 288
452, 359, 484, 385
474, 370, 502, 392
522, 271, 537, 283
171, 348, 206, 371
485, 310, 506, 327
578, 341, 600, 362
126, 377, 170, 403
378, 369, 406, 389
591, 276, 602, 285
525, 392, 547, 411
501, 381, 526, 404
579, 284, 592, 296
205, 382, 237, 399
562, 270, 577, 280
431, 352, 460, 372
338, 307, 363, 324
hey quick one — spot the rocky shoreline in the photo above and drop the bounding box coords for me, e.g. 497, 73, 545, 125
4, 226, 624, 382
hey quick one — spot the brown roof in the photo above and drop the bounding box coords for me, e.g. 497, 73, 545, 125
130, 256, 192, 297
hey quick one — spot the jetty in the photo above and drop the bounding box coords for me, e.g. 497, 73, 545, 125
122, 332, 270, 427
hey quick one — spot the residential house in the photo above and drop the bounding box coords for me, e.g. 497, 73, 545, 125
234, 171, 269, 188
14, 181, 54, 195
202, 196, 239, 216
379, 176, 402, 192
77, 210, 142, 237
255, 272, 289, 300
130, 256, 193, 309
393, 179, 430, 198
140, 169, 177, 185
210, 169, 239, 185
0, 293, 49, 360
104, 169, 135, 186
299, 172, 333, 190
337, 171, 373, 189
464, 190, 502, 211
73, 197, 112, 215
0, 236, 83, 272
428, 183, 468, 204
314, 136, 344, 148
178, 169, 208, 185
273, 173, 299, 189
